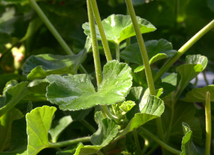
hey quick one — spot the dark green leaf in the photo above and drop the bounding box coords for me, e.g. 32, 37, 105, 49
26, 106, 57, 155
83, 14, 156, 44
208, 0, 214, 12
180, 123, 204, 155
46, 60, 132, 111
132, 0, 145, 5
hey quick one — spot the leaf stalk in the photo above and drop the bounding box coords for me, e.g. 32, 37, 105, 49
205, 91, 211, 155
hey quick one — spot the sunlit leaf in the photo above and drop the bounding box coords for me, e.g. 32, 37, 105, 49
26, 106, 56, 155
83, 14, 156, 44
120, 39, 176, 72
180, 123, 204, 155
46, 60, 132, 111
49, 116, 73, 143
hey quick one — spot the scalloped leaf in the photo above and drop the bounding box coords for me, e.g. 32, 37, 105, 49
83, 14, 156, 44
181, 123, 204, 155
117, 95, 164, 138
182, 85, 214, 102
120, 39, 176, 72
26, 106, 56, 155
46, 60, 132, 111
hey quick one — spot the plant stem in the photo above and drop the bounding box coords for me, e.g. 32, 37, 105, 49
49, 136, 91, 148
28, 0, 87, 74
90, 0, 112, 61
87, 0, 102, 86
144, 144, 159, 155
125, 0, 165, 145
139, 127, 181, 155
203, 70, 209, 86
80, 119, 96, 133
115, 43, 120, 61
133, 129, 142, 155
205, 91, 211, 155
154, 19, 214, 82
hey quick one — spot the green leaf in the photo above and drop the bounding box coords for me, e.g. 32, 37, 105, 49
46, 60, 132, 111
180, 123, 204, 155
117, 95, 164, 138
83, 14, 156, 44
182, 85, 214, 102
0, 108, 23, 151
49, 116, 73, 143
176, 55, 208, 98
74, 112, 119, 155
208, 0, 214, 12
132, 0, 145, 5
26, 106, 57, 155
0, 82, 28, 116
22, 53, 86, 80
56, 144, 80, 155
120, 39, 176, 72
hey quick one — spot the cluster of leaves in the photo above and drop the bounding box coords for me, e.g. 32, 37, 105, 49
0, 0, 214, 155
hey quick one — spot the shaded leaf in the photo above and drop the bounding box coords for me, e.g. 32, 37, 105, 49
120, 39, 176, 72
83, 14, 156, 44
49, 116, 73, 143
132, 0, 145, 5
0, 82, 28, 116
181, 123, 204, 155
208, 0, 214, 12
46, 60, 132, 111
26, 106, 57, 155
0, 108, 23, 151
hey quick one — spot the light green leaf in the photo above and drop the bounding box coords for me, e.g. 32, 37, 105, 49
0, 82, 28, 116
120, 39, 176, 72
182, 85, 214, 102
26, 106, 57, 155
117, 95, 164, 138
46, 60, 132, 111
83, 14, 156, 44
180, 123, 204, 155
176, 55, 208, 98
0, 108, 23, 151
49, 116, 73, 143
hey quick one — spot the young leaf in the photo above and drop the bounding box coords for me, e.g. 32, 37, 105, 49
182, 85, 214, 102
46, 60, 132, 111
0, 108, 23, 152
0, 82, 28, 116
83, 14, 156, 44
120, 39, 176, 72
49, 116, 73, 143
26, 106, 57, 155
181, 123, 204, 155
117, 95, 164, 138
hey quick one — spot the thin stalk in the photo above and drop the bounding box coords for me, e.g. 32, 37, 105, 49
203, 71, 209, 86
28, 0, 87, 74
139, 127, 181, 155
115, 43, 120, 61
49, 136, 91, 148
87, 0, 102, 86
194, 76, 198, 86
144, 144, 159, 155
125, 0, 165, 144
80, 119, 96, 133
154, 19, 214, 82
141, 136, 150, 154
90, 0, 112, 61
205, 91, 211, 155
133, 129, 142, 155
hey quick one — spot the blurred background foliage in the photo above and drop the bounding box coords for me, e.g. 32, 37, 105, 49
0, 0, 213, 92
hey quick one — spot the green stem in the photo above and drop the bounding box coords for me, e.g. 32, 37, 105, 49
49, 136, 91, 148
125, 0, 165, 145
87, 0, 102, 86
203, 71, 209, 86
115, 43, 120, 61
90, 0, 112, 61
154, 19, 214, 82
205, 91, 211, 155
139, 127, 181, 155
101, 105, 120, 121
141, 136, 150, 154
28, 0, 87, 74
133, 129, 142, 155
144, 144, 159, 155
80, 119, 96, 133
